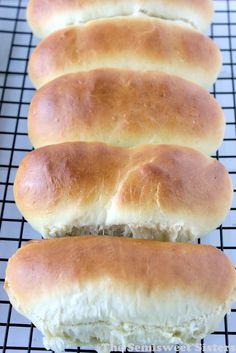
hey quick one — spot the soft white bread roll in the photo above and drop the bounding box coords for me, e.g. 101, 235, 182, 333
13, 142, 232, 241
5, 237, 236, 352
28, 69, 225, 154
27, 0, 214, 38
28, 17, 221, 89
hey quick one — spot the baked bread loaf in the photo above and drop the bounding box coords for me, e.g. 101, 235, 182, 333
28, 69, 224, 154
28, 17, 221, 88
27, 0, 214, 38
5, 236, 236, 352
13, 142, 232, 241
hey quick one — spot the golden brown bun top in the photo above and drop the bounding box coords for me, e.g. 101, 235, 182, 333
5, 236, 236, 309
28, 17, 221, 88
14, 142, 129, 212
13, 142, 232, 238
28, 69, 224, 154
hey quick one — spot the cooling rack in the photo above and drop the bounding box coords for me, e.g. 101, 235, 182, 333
0, 0, 236, 352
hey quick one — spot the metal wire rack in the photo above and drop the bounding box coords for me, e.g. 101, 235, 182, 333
0, 0, 236, 352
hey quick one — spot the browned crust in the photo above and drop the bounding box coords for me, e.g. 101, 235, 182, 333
13, 142, 232, 231
28, 17, 221, 88
28, 69, 224, 153
5, 237, 236, 309
14, 142, 129, 212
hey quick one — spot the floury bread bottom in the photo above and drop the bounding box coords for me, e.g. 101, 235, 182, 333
5, 237, 236, 352
13, 142, 232, 242
27, 0, 214, 38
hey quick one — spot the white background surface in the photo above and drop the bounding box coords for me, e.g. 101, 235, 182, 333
0, 0, 236, 352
